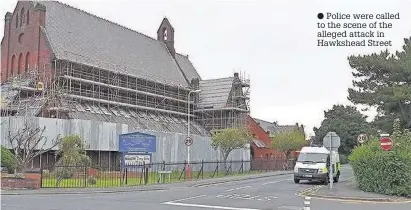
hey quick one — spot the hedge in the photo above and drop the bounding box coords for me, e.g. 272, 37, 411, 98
1, 146, 16, 174
349, 127, 411, 197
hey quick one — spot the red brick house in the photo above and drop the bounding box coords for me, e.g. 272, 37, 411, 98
247, 116, 283, 160
249, 117, 306, 159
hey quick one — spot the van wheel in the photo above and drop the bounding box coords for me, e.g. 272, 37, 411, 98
333, 172, 340, 183
323, 175, 329, 185
294, 178, 300, 184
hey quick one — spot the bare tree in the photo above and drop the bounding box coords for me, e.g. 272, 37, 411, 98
6, 119, 62, 173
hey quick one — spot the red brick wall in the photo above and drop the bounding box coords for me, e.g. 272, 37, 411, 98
1, 1, 53, 83
247, 116, 284, 159
1, 173, 41, 189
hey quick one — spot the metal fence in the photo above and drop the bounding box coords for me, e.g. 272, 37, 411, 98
40, 159, 288, 188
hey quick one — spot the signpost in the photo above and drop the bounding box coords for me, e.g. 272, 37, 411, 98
380, 137, 393, 151
323, 132, 341, 190
185, 136, 193, 180
357, 134, 367, 146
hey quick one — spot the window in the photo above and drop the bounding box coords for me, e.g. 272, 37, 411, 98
18, 53, 23, 75
10, 55, 16, 76
18, 33, 24, 44
15, 14, 19, 28
20, 8, 25, 26
25, 52, 30, 73
26, 10, 29, 25
163, 28, 168, 41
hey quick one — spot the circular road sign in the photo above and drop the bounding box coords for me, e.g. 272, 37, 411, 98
380, 137, 393, 151
185, 136, 193, 146
357, 134, 367, 144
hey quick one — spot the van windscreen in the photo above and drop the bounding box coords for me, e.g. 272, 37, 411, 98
297, 153, 328, 163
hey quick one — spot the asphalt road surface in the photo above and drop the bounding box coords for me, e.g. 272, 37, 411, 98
2, 166, 410, 210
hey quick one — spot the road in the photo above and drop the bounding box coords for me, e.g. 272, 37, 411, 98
2, 166, 410, 210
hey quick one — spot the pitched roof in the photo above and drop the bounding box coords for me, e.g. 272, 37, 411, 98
39, 1, 192, 86
198, 77, 234, 109
253, 118, 299, 135
175, 53, 201, 81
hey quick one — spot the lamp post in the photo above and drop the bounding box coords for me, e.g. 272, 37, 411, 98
187, 89, 201, 180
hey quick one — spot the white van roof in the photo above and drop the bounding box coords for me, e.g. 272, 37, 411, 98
300, 146, 330, 154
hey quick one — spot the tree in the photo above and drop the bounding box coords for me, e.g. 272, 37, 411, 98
347, 37, 411, 130
271, 129, 306, 160
1, 146, 17, 174
211, 128, 252, 168
313, 105, 375, 154
55, 135, 91, 186
6, 119, 61, 173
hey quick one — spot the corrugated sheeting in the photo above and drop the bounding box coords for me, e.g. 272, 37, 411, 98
1, 117, 250, 163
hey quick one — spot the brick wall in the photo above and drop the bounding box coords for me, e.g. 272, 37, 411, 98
1, 172, 41, 189
247, 116, 284, 159
1, 1, 53, 83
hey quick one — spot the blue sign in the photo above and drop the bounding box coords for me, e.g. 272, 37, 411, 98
119, 132, 156, 153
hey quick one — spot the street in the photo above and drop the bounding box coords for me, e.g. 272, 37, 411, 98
2, 166, 410, 210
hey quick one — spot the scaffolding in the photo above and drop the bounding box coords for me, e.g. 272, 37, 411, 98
194, 71, 250, 131
1, 52, 250, 136
1, 64, 49, 118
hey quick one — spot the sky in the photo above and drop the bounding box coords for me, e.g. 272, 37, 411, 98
1, 0, 411, 136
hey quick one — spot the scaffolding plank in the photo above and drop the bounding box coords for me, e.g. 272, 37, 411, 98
109, 107, 121, 116
90, 104, 103, 114
83, 103, 96, 113
75, 103, 86, 112
118, 108, 131, 118
128, 109, 139, 118
98, 105, 112, 115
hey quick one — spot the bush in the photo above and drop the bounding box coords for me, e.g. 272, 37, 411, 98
1, 146, 16, 174
349, 125, 411, 197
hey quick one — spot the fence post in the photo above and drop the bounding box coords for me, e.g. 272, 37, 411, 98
125, 168, 128, 185
84, 166, 88, 188
216, 159, 219, 177
201, 160, 204, 179
40, 167, 43, 188
241, 159, 244, 174
144, 163, 148, 185
260, 159, 263, 172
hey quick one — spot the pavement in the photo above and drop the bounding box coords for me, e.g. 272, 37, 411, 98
2, 165, 411, 210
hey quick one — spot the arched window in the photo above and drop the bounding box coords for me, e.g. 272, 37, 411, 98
18, 53, 23, 75
26, 10, 29, 25
10, 55, 16, 76
25, 52, 31, 73
15, 14, 19, 28
163, 28, 168, 41
20, 8, 25, 26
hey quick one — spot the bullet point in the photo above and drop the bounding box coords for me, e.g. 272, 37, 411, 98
317, 13, 324, 19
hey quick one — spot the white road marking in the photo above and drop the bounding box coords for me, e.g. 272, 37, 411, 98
262, 178, 292, 185
225, 185, 251, 192
1, 204, 26, 208
164, 194, 206, 203
216, 194, 276, 202
163, 202, 261, 210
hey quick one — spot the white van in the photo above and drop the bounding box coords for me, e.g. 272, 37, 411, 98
293, 146, 340, 184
